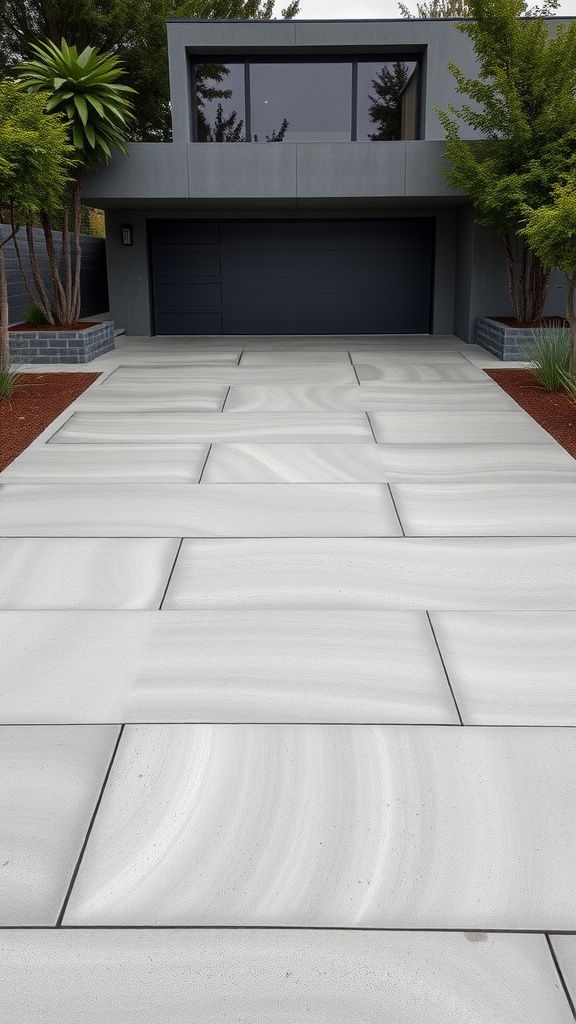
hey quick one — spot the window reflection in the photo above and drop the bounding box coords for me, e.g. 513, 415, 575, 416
357, 61, 419, 141
195, 63, 246, 142
192, 59, 420, 142
250, 62, 352, 143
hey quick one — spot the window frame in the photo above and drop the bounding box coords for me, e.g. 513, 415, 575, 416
189, 53, 423, 143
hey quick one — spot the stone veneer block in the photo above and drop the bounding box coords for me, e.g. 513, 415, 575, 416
9, 320, 115, 364
476, 317, 536, 361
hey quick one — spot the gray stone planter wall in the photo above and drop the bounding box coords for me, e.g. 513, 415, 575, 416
9, 320, 115, 364
476, 317, 534, 361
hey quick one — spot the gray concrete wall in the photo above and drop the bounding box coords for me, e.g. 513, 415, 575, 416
453, 203, 475, 342
3, 226, 108, 326
166, 17, 477, 145
104, 210, 152, 336
83, 141, 461, 206
453, 206, 566, 343
104, 207, 458, 337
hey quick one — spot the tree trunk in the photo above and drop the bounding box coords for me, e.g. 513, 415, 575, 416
62, 203, 73, 323
502, 233, 550, 323
567, 272, 576, 375
0, 241, 10, 367
40, 211, 67, 323
71, 178, 83, 321
526, 246, 550, 324
25, 224, 55, 324
502, 233, 519, 320
10, 210, 52, 323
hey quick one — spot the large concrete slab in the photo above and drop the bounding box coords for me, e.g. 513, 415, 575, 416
430, 612, 576, 726
391, 483, 576, 536
0, 445, 209, 483
0, 538, 179, 609
64, 725, 576, 929
0, 610, 457, 724
355, 362, 487, 382
49, 412, 373, 444
102, 364, 358, 386
369, 409, 553, 444
1, 930, 572, 1024
201, 442, 576, 483
223, 382, 520, 412
550, 936, 576, 1012
0, 725, 119, 925
163, 538, 576, 610
0, 484, 400, 537
72, 384, 227, 412
349, 347, 469, 364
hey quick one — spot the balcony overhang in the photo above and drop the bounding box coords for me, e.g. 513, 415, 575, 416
82, 140, 466, 209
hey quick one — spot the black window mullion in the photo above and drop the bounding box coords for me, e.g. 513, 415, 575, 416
190, 59, 198, 142
244, 61, 252, 142
351, 59, 358, 142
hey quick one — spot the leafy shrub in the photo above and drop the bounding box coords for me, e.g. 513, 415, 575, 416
524, 327, 571, 391
24, 305, 45, 326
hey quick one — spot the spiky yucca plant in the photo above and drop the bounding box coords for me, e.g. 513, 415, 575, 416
16, 39, 135, 324
524, 327, 571, 392
19, 39, 135, 167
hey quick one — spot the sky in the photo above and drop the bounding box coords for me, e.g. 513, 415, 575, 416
295, 0, 576, 17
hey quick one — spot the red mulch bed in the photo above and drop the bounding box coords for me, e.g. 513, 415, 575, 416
487, 369, 576, 459
0, 373, 99, 472
10, 321, 97, 331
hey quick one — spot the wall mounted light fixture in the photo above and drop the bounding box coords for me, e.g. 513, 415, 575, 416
121, 224, 133, 246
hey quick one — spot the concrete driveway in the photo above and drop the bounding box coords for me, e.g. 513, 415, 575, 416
1, 334, 576, 1022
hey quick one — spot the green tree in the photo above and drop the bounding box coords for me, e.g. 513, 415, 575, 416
266, 117, 289, 142
437, 0, 576, 323
399, 0, 558, 15
522, 181, 576, 371
367, 62, 413, 141
0, 81, 72, 366
17, 38, 135, 324
399, 0, 471, 18
0, 0, 300, 143
204, 102, 245, 142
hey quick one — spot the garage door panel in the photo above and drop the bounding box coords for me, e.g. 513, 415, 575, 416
151, 221, 220, 246
222, 250, 430, 309
221, 219, 433, 251
154, 312, 223, 335
222, 305, 408, 335
155, 282, 222, 308
150, 218, 433, 335
153, 252, 221, 278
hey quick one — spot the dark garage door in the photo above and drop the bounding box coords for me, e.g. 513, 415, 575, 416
149, 218, 434, 335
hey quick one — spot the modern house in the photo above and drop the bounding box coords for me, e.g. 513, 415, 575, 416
82, 17, 567, 342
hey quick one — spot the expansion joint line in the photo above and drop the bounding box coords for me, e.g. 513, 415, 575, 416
546, 935, 576, 1021
56, 725, 125, 927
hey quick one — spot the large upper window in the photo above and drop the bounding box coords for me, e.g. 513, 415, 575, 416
192, 57, 421, 142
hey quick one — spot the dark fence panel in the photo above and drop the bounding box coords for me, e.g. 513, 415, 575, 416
3, 226, 109, 324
